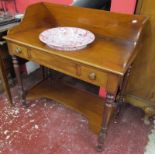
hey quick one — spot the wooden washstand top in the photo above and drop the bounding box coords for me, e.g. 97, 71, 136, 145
4, 2, 148, 76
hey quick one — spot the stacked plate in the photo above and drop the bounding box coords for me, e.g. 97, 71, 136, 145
39, 27, 95, 51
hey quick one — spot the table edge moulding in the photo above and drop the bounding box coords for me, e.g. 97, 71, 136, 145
4, 2, 148, 151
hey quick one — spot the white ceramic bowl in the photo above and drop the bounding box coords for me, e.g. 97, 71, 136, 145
39, 27, 95, 51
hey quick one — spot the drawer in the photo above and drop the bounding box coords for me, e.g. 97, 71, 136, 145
30, 49, 107, 87
80, 66, 108, 87
30, 49, 77, 77
8, 43, 29, 58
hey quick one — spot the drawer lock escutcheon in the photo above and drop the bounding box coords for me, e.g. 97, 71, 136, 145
88, 72, 96, 80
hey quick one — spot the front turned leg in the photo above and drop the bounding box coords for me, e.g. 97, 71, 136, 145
12, 56, 27, 106
97, 93, 116, 152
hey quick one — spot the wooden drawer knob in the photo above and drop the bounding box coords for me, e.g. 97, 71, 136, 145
88, 72, 96, 80
16, 47, 22, 54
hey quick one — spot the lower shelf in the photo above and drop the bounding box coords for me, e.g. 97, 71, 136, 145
26, 79, 104, 134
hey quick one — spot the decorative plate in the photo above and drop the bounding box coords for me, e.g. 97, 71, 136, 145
39, 27, 95, 51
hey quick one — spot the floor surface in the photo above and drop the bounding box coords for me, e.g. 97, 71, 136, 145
0, 71, 152, 154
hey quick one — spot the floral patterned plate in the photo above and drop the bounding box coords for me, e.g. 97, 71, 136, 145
39, 27, 95, 51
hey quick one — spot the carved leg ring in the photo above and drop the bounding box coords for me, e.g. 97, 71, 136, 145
12, 56, 27, 106
97, 93, 116, 152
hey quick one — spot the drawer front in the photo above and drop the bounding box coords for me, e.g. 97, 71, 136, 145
30, 49, 107, 87
30, 49, 78, 77
80, 66, 108, 87
8, 43, 29, 58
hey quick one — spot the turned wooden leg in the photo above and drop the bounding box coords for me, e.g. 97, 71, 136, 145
41, 66, 46, 80
97, 93, 116, 152
45, 68, 53, 86
114, 66, 132, 123
114, 94, 124, 124
0, 57, 13, 106
42, 66, 51, 80
12, 56, 27, 106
